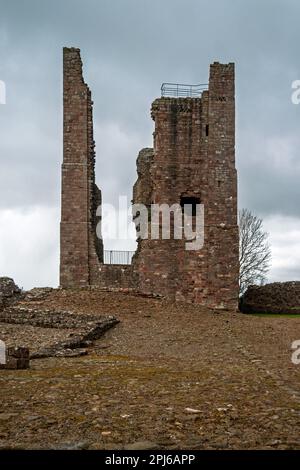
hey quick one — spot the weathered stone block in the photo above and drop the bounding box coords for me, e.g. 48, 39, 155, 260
0, 347, 30, 370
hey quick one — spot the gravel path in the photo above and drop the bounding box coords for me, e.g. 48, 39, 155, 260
1, 289, 300, 449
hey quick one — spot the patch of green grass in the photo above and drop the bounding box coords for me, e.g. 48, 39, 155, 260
248, 313, 300, 318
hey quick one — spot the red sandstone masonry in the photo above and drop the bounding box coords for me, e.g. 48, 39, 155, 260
60, 49, 238, 309
60, 48, 103, 287
132, 63, 238, 309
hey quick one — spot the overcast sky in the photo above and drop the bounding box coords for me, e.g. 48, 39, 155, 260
0, 0, 300, 289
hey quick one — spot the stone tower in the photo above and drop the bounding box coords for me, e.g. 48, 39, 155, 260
132, 63, 238, 309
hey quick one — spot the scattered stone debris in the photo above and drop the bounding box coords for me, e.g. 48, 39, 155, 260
0, 284, 120, 360
24, 287, 54, 302
0, 303, 119, 359
185, 408, 202, 414
240, 281, 300, 314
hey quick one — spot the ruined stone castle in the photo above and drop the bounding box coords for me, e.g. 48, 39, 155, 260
60, 48, 239, 309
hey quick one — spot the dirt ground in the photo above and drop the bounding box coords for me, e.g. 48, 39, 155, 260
1, 288, 300, 450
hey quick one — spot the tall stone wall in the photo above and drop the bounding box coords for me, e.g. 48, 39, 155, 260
206, 63, 238, 309
60, 48, 103, 287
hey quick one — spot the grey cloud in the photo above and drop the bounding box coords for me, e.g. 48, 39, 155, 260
1, 0, 299, 212
0, 0, 300, 285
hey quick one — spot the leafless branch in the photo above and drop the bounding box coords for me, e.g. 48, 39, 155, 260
239, 208, 272, 294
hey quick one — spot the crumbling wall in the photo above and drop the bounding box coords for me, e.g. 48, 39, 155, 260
240, 282, 300, 314
0, 277, 22, 310
132, 148, 154, 264
59, 50, 239, 309
132, 148, 154, 206
60, 48, 135, 291
60, 48, 103, 287
132, 63, 239, 309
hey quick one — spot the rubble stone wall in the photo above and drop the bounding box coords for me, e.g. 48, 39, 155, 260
240, 282, 300, 314
0, 277, 22, 310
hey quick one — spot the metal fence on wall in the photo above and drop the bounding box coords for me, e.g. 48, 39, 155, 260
104, 250, 135, 265
161, 82, 208, 98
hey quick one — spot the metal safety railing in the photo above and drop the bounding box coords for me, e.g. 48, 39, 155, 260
104, 250, 135, 265
161, 82, 208, 98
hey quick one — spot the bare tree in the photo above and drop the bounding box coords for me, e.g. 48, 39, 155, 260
239, 209, 271, 294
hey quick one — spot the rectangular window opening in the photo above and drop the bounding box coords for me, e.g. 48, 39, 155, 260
180, 196, 201, 217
